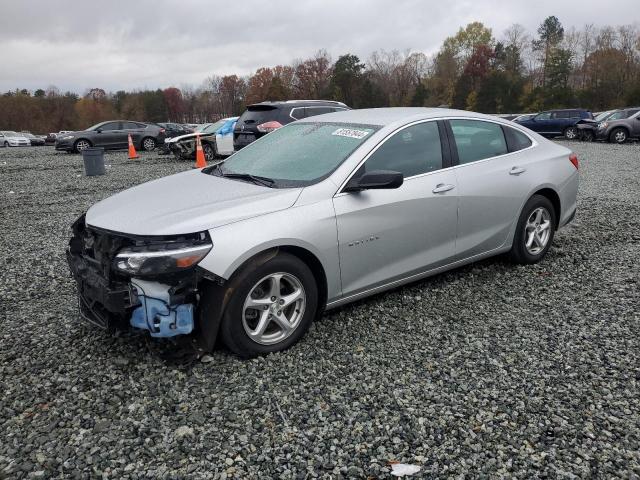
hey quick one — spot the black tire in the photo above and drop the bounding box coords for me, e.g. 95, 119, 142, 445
218, 252, 318, 358
203, 143, 215, 162
582, 130, 594, 142
563, 126, 578, 140
609, 128, 628, 144
73, 139, 92, 153
509, 195, 557, 264
3, 141, 8, 147
141, 137, 156, 151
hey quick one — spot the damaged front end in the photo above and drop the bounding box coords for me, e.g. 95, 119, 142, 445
66, 214, 213, 339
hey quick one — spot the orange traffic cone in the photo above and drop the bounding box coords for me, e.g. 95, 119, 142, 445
128, 133, 139, 159
194, 134, 206, 168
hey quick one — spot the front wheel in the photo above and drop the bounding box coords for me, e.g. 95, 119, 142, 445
509, 195, 556, 264
581, 130, 594, 142
564, 127, 578, 140
609, 128, 627, 144
3, 141, 8, 147
142, 137, 157, 151
218, 253, 318, 358
74, 139, 91, 153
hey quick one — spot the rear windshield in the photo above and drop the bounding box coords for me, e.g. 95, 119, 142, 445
213, 122, 379, 187
236, 105, 280, 126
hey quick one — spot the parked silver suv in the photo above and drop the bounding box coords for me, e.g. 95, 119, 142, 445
67, 108, 579, 358
595, 107, 640, 143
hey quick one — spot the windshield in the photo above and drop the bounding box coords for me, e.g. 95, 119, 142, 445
2, 131, 19, 136
86, 122, 105, 131
595, 111, 615, 121
608, 110, 632, 120
214, 122, 379, 187
199, 120, 226, 134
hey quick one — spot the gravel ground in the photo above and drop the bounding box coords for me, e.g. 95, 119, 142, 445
0, 142, 639, 479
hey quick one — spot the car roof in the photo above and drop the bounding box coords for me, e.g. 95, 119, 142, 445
305, 107, 507, 127
250, 100, 348, 108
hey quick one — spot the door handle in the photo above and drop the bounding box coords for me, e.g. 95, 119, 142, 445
510, 166, 526, 175
432, 183, 455, 194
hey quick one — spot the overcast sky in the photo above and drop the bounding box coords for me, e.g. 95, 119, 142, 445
1, 0, 638, 93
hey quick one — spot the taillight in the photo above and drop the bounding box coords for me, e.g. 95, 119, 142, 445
569, 153, 579, 170
159, 128, 166, 134
256, 121, 283, 133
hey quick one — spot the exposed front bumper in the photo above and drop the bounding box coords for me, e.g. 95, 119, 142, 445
66, 216, 201, 336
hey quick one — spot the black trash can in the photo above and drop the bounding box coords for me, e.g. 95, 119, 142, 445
82, 147, 106, 176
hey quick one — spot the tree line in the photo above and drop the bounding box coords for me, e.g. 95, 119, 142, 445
1, 16, 639, 134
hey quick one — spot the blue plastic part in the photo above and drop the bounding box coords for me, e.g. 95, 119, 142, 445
130, 296, 194, 338
217, 117, 238, 136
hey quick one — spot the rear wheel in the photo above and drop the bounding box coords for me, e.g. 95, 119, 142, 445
609, 128, 628, 144
564, 126, 578, 140
218, 253, 318, 358
74, 139, 91, 153
142, 137, 156, 151
509, 195, 556, 264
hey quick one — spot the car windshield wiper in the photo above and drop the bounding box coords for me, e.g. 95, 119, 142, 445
221, 172, 275, 187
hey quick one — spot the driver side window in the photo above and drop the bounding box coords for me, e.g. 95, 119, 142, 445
359, 121, 443, 178
536, 112, 552, 120
101, 122, 120, 131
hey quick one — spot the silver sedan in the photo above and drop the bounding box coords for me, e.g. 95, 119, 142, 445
68, 108, 579, 358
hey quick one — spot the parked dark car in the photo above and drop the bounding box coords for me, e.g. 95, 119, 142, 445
515, 109, 592, 139
55, 121, 166, 153
233, 100, 349, 150
595, 107, 640, 143
157, 122, 192, 138
152, 122, 192, 154
21, 132, 46, 146
45, 133, 57, 145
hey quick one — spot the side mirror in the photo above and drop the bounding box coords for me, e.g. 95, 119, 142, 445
344, 170, 403, 192
96, 128, 102, 133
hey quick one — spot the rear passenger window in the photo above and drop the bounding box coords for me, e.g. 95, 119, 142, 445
290, 108, 306, 120
450, 119, 508, 164
504, 127, 533, 152
363, 121, 443, 178
305, 107, 333, 117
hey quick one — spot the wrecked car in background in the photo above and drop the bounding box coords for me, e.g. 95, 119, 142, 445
165, 117, 237, 161
67, 108, 578, 359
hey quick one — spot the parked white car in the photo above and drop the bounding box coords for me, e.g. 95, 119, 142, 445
0, 131, 31, 147
165, 117, 238, 161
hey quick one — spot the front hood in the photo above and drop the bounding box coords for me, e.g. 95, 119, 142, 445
166, 132, 213, 144
86, 169, 302, 236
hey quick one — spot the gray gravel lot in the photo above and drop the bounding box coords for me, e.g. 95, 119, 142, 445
1, 142, 639, 479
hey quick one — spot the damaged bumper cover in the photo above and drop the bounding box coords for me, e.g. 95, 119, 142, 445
66, 214, 212, 338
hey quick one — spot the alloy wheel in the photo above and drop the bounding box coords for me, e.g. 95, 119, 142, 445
614, 131, 627, 143
143, 138, 156, 151
242, 272, 306, 345
524, 207, 552, 255
565, 127, 577, 139
76, 140, 90, 151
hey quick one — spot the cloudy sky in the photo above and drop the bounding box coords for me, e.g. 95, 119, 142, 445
1, 0, 638, 93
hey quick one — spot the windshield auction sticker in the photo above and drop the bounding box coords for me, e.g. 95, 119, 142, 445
332, 128, 370, 139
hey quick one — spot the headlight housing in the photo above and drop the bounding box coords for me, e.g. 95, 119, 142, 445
598, 122, 608, 129
114, 240, 212, 276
